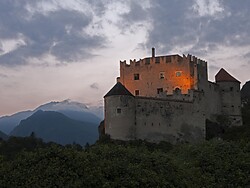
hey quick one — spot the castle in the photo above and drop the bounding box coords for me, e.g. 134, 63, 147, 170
104, 48, 242, 143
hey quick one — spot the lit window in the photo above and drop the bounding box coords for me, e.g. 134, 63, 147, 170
135, 90, 140, 96
134, 74, 140, 80
117, 108, 121, 114
159, 72, 165, 79
176, 71, 182, 77
157, 88, 163, 94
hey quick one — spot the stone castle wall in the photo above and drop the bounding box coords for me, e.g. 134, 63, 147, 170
105, 91, 207, 143
104, 51, 242, 143
135, 93, 205, 143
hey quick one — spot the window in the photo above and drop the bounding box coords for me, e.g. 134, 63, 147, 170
134, 73, 140, 80
117, 108, 121, 114
159, 72, 165, 79
155, 57, 160, 63
166, 56, 171, 63
135, 90, 140, 96
176, 71, 182, 77
230, 87, 233, 91
157, 88, 163, 94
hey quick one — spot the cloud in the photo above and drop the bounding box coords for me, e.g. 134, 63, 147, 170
0, 0, 107, 66
119, 0, 250, 59
0, 73, 8, 78
90, 82, 99, 90
192, 0, 225, 18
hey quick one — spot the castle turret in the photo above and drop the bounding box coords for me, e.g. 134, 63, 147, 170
215, 68, 242, 126
104, 82, 136, 140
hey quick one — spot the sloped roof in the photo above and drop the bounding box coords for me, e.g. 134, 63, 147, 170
215, 68, 240, 83
104, 82, 134, 98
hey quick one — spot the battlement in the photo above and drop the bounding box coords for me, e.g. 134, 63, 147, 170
120, 54, 184, 68
156, 89, 195, 102
189, 54, 207, 67
120, 53, 206, 68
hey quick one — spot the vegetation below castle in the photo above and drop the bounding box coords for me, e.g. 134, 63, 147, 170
0, 132, 250, 187
1, 99, 249, 187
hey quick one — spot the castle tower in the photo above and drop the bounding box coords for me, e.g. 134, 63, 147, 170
215, 68, 242, 126
104, 82, 136, 140
119, 52, 203, 97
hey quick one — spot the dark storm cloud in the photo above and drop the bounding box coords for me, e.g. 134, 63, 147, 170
121, 0, 250, 56
119, 1, 149, 34
0, 0, 107, 66
122, 1, 148, 23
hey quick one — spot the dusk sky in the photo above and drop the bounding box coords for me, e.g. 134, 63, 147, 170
1, 0, 250, 116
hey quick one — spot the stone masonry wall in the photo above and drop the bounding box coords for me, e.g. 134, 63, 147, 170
135, 92, 206, 143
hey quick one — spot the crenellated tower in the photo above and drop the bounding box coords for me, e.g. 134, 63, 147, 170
118, 48, 207, 97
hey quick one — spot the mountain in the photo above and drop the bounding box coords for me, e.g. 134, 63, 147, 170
10, 110, 99, 145
35, 100, 102, 124
36, 100, 89, 112
0, 130, 8, 140
0, 99, 102, 134
241, 81, 250, 101
0, 111, 33, 134
89, 105, 104, 120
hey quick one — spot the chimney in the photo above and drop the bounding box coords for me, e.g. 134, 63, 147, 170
152, 47, 155, 58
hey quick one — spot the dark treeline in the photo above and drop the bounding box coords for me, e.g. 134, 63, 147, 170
0, 133, 250, 187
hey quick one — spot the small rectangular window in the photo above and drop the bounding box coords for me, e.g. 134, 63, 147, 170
165, 56, 171, 63
155, 57, 160, 63
230, 87, 233, 91
159, 72, 165, 79
117, 108, 121, 114
157, 88, 163, 94
134, 74, 140, 80
135, 90, 140, 96
176, 71, 182, 77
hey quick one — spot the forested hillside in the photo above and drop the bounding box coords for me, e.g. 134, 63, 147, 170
0, 134, 249, 187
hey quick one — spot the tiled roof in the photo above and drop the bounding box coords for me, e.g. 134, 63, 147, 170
215, 68, 240, 83
104, 82, 134, 97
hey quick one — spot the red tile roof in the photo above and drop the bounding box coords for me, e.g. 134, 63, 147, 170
215, 68, 240, 83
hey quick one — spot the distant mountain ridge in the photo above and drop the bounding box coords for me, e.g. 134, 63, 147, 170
10, 110, 99, 145
35, 99, 102, 124
35, 99, 89, 112
0, 100, 103, 134
0, 111, 34, 134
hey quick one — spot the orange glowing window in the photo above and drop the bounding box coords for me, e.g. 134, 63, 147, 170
176, 71, 182, 77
